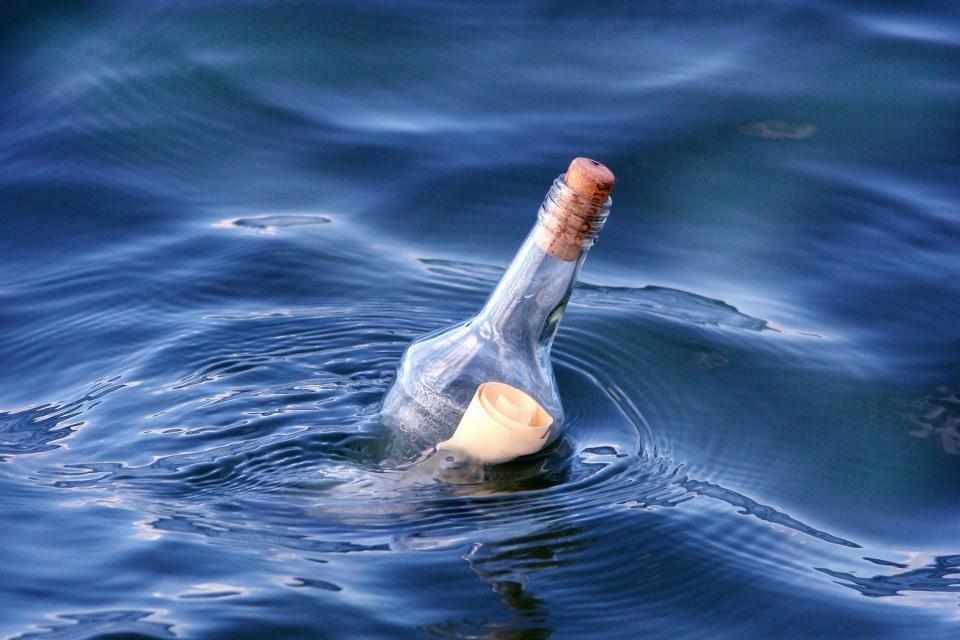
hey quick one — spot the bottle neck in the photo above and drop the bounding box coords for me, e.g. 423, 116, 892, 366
476, 174, 611, 358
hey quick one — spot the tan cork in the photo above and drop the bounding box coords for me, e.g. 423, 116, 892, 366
536, 157, 615, 261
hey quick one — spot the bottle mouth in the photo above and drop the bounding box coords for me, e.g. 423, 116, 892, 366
535, 173, 612, 260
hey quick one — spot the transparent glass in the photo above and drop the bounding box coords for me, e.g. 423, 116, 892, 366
380, 174, 611, 462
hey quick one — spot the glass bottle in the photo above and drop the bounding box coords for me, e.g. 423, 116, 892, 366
380, 158, 615, 462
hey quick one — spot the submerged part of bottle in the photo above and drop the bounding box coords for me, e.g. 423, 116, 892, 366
380, 158, 615, 463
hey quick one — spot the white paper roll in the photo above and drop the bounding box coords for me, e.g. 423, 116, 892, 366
437, 382, 553, 464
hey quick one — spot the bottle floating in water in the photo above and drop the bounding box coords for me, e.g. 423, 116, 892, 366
380, 158, 615, 463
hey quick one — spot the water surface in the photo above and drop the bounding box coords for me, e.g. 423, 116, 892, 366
1, 2, 959, 638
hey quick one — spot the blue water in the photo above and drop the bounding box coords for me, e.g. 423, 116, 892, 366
2, 2, 959, 638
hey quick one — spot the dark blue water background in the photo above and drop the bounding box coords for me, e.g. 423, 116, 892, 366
2, 2, 959, 638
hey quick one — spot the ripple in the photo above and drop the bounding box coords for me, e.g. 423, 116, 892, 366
852, 13, 960, 46
173, 583, 249, 600
899, 382, 960, 455
286, 576, 342, 592
26, 298, 855, 572
10, 610, 175, 640
0, 378, 128, 460
12, 249, 928, 638
418, 258, 774, 331
573, 283, 773, 331
677, 477, 859, 548
818, 554, 960, 598
739, 120, 817, 140
213, 213, 332, 234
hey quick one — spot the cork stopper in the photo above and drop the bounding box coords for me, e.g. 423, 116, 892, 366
535, 157, 615, 261
565, 157, 615, 202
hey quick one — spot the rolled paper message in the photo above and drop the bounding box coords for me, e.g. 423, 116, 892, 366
437, 382, 553, 464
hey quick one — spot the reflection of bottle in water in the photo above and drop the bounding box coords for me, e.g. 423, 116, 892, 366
380, 158, 615, 461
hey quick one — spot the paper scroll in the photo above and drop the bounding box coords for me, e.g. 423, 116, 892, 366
437, 382, 553, 464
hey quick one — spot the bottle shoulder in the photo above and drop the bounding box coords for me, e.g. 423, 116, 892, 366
394, 316, 562, 417
400, 318, 549, 377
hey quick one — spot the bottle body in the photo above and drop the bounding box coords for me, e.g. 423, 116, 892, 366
380, 162, 613, 463
381, 232, 575, 461
379, 318, 563, 462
